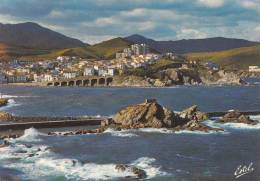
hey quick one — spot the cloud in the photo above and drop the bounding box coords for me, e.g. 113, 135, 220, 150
197, 0, 224, 8
240, 0, 260, 13
0, 0, 259, 44
176, 28, 207, 39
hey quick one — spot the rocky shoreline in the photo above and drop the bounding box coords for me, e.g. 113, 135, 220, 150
45, 99, 259, 137
1, 99, 259, 139
111, 68, 246, 87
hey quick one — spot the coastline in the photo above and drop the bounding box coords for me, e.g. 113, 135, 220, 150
0, 81, 249, 88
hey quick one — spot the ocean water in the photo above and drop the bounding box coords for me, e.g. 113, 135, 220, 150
0, 80, 260, 180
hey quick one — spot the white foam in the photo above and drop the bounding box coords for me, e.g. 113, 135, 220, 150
14, 128, 46, 143
1, 94, 19, 98
130, 157, 169, 179
136, 128, 173, 134
6, 156, 167, 180
221, 122, 260, 129
0, 142, 50, 161
104, 128, 138, 137
174, 129, 226, 135
0, 98, 20, 111
204, 120, 260, 130
36, 158, 135, 180
250, 115, 260, 120
2, 138, 167, 180
0, 94, 38, 98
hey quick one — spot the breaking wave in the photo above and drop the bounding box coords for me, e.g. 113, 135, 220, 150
1, 143, 167, 180
0, 128, 168, 180
0, 98, 19, 111
104, 128, 138, 137
13, 128, 46, 143
204, 120, 260, 130
220, 122, 260, 129
0, 94, 38, 98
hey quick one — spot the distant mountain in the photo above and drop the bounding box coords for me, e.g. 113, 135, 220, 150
186, 45, 260, 70
22, 37, 133, 60
126, 34, 260, 54
0, 22, 87, 50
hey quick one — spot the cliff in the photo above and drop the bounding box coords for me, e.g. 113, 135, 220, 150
112, 68, 243, 87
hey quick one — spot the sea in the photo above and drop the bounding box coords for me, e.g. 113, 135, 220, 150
0, 78, 259, 180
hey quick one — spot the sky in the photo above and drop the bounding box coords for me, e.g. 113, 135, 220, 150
0, 0, 260, 44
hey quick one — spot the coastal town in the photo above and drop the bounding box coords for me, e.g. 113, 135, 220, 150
0, 43, 181, 85
1, 1, 260, 180
0, 42, 259, 86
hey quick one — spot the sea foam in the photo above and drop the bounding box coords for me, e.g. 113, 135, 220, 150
0, 98, 19, 111
104, 128, 138, 137
14, 128, 46, 143
5, 154, 167, 180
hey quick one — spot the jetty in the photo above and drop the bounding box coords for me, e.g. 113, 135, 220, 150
0, 117, 104, 131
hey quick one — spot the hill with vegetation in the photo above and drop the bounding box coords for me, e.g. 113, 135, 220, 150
126, 34, 260, 54
21, 37, 132, 60
86, 37, 132, 59
186, 45, 260, 70
0, 43, 50, 60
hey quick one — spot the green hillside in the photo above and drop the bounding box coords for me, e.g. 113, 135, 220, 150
87, 37, 132, 59
0, 43, 49, 59
23, 47, 99, 60
186, 45, 260, 70
20, 37, 132, 60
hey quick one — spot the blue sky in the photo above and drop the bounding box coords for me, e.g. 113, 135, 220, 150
0, 0, 259, 44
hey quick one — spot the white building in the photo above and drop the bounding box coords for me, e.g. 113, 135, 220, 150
84, 67, 95, 76
7, 74, 27, 83
131, 44, 149, 55
107, 68, 115, 76
98, 69, 107, 76
63, 72, 77, 79
34, 74, 54, 82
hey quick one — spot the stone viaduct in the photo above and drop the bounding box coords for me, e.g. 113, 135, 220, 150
46, 76, 113, 87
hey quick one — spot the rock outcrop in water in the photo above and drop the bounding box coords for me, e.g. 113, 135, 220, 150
115, 164, 147, 179
179, 105, 209, 121
104, 99, 222, 132
219, 110, 258, 125
0, 98, 8, 107
0, 111, 13, 121
112, 99, 180, 128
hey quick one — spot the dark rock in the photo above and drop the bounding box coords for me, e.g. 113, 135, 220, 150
179, 105, 208, 121
115, 164, 147, 179
101, 118, 113, 127
131, 166, 147, 179
115, 164, 127, 172
111, 99, 219, 132
220, 110, 258, 124
182, 120, 223, 132
0, 98, 8, 107
0, 112, 13, 122
113, 99, 182, 129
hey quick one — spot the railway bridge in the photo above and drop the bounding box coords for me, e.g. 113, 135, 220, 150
46, 76, 113, 87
